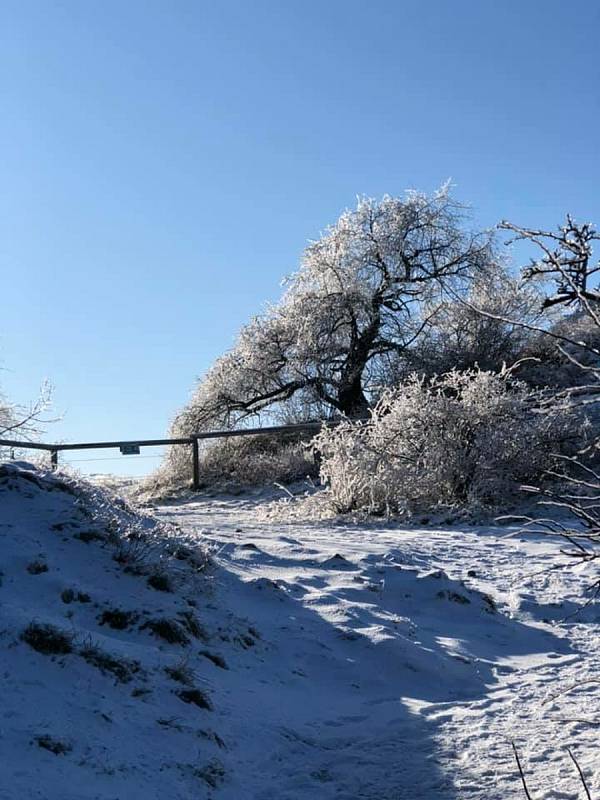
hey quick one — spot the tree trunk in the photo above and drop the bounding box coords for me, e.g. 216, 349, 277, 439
335, 311, 382, 418
337, 378, 370, 418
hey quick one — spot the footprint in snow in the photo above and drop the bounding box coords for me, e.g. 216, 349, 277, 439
248, 577, 304, 598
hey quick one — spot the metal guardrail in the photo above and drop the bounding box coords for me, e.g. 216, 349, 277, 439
0, 420, 342, 489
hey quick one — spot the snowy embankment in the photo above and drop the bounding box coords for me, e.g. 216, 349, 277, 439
2, 465, 600, 799
0, 463, 253, 800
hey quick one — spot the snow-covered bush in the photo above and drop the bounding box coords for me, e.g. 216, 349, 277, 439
140, 431, 316, 498
313, 369, 573, 516
197, 434, 316, 487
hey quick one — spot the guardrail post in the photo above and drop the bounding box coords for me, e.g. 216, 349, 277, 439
50, 449, 58, 471
192, 438, 200, 491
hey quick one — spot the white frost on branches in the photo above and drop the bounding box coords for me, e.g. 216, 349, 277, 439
0, 381, 53, 457
173, 189, 493, 436
314, 369, 573, 516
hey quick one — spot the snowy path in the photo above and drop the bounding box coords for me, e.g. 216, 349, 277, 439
157, 494, 600, 800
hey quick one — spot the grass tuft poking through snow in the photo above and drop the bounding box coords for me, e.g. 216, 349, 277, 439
34, 735, 73, 756
21, 622, 74, 655
175, 687, 213, 710
78, 638, 142, 683
164, 656, 197, 686
142, 617, 191, 645
26, 560, 49, 575
98, 607, 138, 630
146, 570, 174, 592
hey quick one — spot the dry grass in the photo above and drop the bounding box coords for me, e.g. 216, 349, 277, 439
21, 622, 74, 655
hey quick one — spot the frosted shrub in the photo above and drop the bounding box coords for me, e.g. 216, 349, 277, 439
141, 432, 316, 498
314, 370, 571, 516
195, 434, 316, 487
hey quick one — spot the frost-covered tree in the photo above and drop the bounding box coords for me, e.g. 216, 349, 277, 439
0, 381, 52, 459
390, 266, 543, 381
503, 215, 600, 311
174, 187, 493, 436
518, 312, 600, 389
465, 215, 600, 575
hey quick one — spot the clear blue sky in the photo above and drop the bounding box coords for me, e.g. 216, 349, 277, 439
2, 0, 599, 474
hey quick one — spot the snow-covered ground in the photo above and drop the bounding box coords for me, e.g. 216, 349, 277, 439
158, 491, 600, 800
2, 465, 600, 799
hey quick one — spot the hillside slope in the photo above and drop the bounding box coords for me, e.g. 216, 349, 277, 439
0, 463, 251, 800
